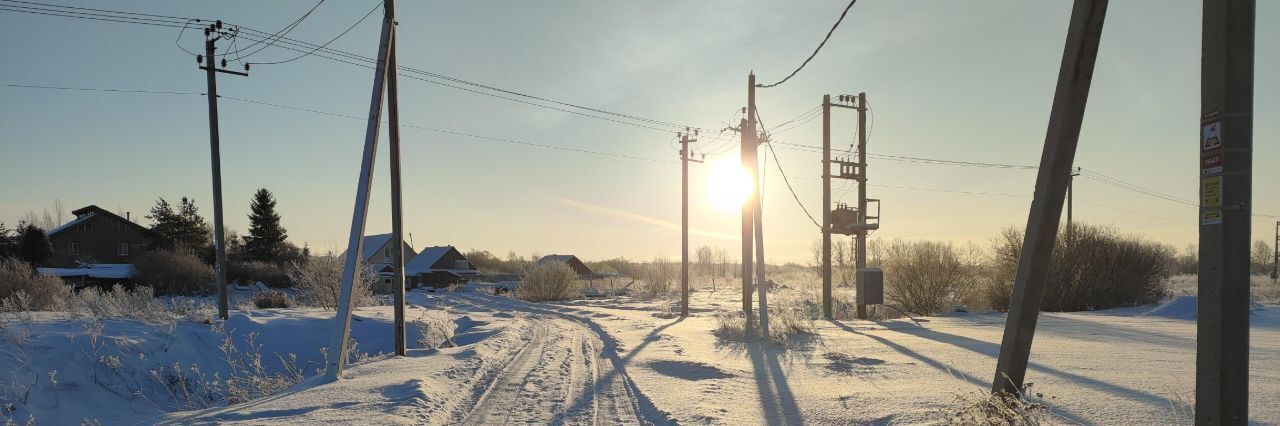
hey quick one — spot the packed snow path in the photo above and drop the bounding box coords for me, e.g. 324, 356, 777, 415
449, 296, 643, 425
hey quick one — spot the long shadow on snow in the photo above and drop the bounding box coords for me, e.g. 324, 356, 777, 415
714, 338, 805, 425
826, 320, 1095, 425
837, 318, 1176, 417
450, 293, 678, 424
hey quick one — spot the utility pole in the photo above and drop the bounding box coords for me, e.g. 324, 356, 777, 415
741, 74, 756, 320
680, 129, 701, 318
196, 20, 248, 321
823, 94, 876, 319
1272, 221, 1278, 281
991, 0, 1107, 396
755, 131, 769, 338
1196, 0, 1253, 422
821, 95, 832, 319
326, 0, 398, 382
854, 92, 869, 320
1067, 167, 1081, 231
386, 8, 406, 357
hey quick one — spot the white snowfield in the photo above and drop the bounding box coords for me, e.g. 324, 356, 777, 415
3, 289, 1277, 424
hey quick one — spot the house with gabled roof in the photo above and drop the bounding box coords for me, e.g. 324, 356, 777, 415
45, 205, 149, 268
405, 245, 478, 289
535, 254, 593, 276
343, 233, 418, 294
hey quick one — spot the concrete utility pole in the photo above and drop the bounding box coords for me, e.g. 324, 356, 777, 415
755, 131, 769, 338
1196, 0, 1254, 422
991, 0, 1107, 396
1272, 221, 1278, 281
1067, 167, 1081, 231
821, 95, 833, 319
823, 94, 873, 319
741, 74, 756, 319
386, 11, 406, 357
327, 0, 398, 382
197, 20, 248, 321
854, 92, 869, 320
679, 130, 701, 318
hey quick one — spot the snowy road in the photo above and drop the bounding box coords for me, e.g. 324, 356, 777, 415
443, 295, 648, 425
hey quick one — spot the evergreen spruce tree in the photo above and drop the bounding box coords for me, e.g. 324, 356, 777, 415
177, 197, 211, 250
244, 189, 289, 262
0, 222, 16, 259
146, 197, 211, 251
17, 223, 53, 265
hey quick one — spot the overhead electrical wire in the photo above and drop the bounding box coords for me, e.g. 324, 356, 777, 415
0, 0, 737, 142
755, 0, 859, 89
217, 0, 327, 59
246, 1, 381, 66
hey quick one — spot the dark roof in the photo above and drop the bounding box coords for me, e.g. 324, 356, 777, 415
49, 205, 147, 236
536, 254, 593, 275
405, 246, 474, 275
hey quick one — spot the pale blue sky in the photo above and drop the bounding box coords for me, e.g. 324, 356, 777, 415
1, 1, 1276, 263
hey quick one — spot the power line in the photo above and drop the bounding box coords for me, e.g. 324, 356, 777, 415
247, 1, 381, 66
1, 1, 733, 140
763, 139, 822, 229
755, 0, 859, 89
218, 0, 327, 59
2, 83, 201, 95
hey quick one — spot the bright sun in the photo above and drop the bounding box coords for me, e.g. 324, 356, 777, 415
706, 156, 753, 213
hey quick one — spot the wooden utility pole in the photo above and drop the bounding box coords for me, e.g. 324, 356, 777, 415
326, 0, 398, 382
680, 130, 700, 317
821, 95, 833, 319
1273, 221, 1278, 281
854, 92, 868, 320
741, 74, 756, 318
386, 7, 406, 357
992, 0, 1107, 396
1196, 0, 1254, 422
197, 20, 248, 321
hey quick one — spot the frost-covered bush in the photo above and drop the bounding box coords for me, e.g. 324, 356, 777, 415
133, 249, 214, 295
878, 240, 973, 316
713, 296, 815, 343
0, 258, 69, 311
638, 258, 678, 299
414, 311, 455, 349
252, 290, 293, 309
518, 261, 578, 302
986, 224, 1172, 312
65, 285, 172, 325
287, 255, 377, 310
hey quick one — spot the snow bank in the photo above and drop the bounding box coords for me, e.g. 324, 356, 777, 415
1141, 295, 1198, 319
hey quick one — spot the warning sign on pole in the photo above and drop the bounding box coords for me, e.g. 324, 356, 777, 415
1202, 120, 1222, 151
1202, 176, 1223, 208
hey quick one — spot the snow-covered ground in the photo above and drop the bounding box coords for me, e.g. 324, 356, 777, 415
3, 285, 1278, 424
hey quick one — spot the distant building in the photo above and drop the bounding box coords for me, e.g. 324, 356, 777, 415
535, 254, 593, 276
344, 233, 419, 294
45, 205, 149, 268
405, 246, 479, 289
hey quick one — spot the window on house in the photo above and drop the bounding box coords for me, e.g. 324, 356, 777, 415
384, 248, 390, 258
116, 242, 129, 256
67, 242, 80, 255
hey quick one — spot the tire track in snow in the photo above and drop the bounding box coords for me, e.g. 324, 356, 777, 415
449, 293, 667, 425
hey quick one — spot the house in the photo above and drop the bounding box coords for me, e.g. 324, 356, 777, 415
343, 234, 418, 294
405, 246, 479, 289
535, 254, 593, 276
45, 205, 149, 268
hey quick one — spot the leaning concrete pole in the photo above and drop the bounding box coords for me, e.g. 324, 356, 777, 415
1196, 0, 1254, 422
325, 0, 395, 382
992, 0, 1107, 396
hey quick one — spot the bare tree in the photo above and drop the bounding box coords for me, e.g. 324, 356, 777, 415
1253, 240, 1275, 275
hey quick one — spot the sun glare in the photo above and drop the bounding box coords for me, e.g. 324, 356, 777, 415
706, 156, 753, 213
